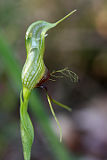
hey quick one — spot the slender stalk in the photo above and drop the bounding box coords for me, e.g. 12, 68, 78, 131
20, 87, 34, 160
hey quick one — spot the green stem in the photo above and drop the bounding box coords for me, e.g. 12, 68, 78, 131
20, 87, 34, 160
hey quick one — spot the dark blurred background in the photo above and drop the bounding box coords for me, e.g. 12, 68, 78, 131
0, 0, 107, 160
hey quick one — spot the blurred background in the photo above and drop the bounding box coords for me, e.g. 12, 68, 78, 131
0, 0, 107, 159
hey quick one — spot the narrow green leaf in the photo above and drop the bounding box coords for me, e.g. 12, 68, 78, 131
47, 93, 62, 142
51, 98, 72, 112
